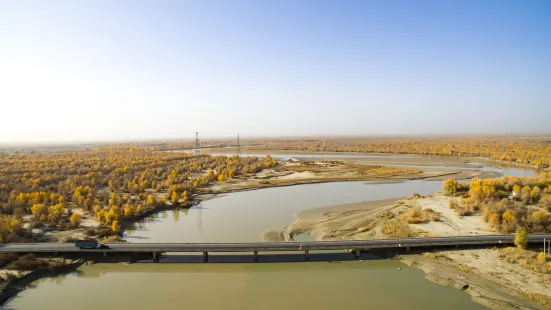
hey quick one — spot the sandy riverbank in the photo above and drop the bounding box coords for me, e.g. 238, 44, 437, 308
264, 193, 551, 309
205, 148, 539, 170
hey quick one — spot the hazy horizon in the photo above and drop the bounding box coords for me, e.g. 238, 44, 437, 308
1, 0, 550, 144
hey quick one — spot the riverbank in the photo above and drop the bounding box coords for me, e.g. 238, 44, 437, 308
206, 147, 541, 171
265, 193, 551, 309
0, 259, 85, 306
1, 153, 538, 308
400, 254, 541, 309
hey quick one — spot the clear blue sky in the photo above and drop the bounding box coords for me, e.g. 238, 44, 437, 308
1, 0, 550, 143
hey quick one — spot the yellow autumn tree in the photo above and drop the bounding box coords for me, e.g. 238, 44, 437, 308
70, 213, 81, 227
514, 227, 527, 249
443, 179, 458, 195
123, 204, 133, 217
111, 220, 120, 232
171, 191, 179, 204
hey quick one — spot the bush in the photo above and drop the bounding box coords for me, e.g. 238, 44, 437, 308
381, 220, 417, 238
356, 220, 376, 233
498, 247, 549, 274
86, 226, 117, 238
402, 208, 430, 224
12, 254, 48, 271
514, 228, 528, 249
537, 252, 547, 264
0, 253, 18, 268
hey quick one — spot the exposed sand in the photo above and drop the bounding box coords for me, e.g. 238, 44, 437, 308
266, 193, 550, 309
407, 194, 494, 236
400, 254, 543, 309
262, 198, 403, 242
445, 249, 551, 304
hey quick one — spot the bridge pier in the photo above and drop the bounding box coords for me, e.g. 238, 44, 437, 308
254, 251, 259, 263
203, 251, 209, 263
152, 252, 160, 263
103, 251, 107, 257
305, 249, 310, 261
406, 246, 410, 251
354, 249, 360, 259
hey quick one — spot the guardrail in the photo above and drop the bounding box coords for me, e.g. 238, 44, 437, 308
1, 234, 549, 262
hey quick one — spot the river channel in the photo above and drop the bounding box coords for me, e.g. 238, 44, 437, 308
3, 154, 536, 310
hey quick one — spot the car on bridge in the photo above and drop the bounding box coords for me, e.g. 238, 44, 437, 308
75, 240, 109, 250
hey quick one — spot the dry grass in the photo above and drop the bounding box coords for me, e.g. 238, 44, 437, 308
522, 292, 551, 309
497, 247, 550, 275
356, 220, 377, 233
100, 235, 125, 242
10, 254, 66, 271
0, 253, 18, 268
423, 252, 451, 261
455, 263, 475, 274
422, 252, 475, 274
401, 207, 440, 224
381, 220, 418, 238
448, 199, 473, 216
276, 161, 419, 178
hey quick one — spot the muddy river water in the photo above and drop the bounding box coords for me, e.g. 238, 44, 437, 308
3, 154, 535, 310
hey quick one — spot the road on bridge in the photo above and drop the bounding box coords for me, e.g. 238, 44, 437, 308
0, 234, 550, 253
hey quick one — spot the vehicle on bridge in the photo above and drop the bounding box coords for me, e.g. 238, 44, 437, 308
75, 240, 109, 250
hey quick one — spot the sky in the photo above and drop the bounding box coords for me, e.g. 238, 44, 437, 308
1, 0, 550, 144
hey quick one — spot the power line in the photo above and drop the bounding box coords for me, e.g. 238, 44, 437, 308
194, 132, 200, 158
236, 134, 240, 158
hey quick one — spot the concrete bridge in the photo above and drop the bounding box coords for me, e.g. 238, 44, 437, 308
1, 234, 550, 262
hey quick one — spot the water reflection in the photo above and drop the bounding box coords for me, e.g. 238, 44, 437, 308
5, 262, 486, 310
171, 209, 179, 223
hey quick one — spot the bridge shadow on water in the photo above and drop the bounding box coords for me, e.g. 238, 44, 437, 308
146, 251, 386, 264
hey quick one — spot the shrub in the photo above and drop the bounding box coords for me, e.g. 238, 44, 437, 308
514, 227, 528, 249
537, 252, 547, 264
356, 220, 376, 233
402, 208, 431, 224
12, 254, 48, 270
381, 220, 417, 238
0, 253, 18, 268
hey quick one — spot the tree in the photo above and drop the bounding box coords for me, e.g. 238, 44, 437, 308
540, 194, 551, 211
217, 174, 227, 182
521, 186, 531, 203
69, 213, 81, 227
512, 185, 521, 198
111, 220, 120, 233
123, 204, 133, 217
489, 213, 500, 228
171, 191, 179, 204
530, 186, 541, 203
514, 227, 527, 249
502, 210, 516, 225
443, 179, 458, 195
537, 252, 547, 264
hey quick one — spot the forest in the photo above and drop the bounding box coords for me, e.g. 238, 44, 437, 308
248, 137, 551, 168
0, 146, 276, 242
444, 173, 551, 233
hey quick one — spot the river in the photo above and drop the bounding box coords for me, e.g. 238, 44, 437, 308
3, 154, 536, 310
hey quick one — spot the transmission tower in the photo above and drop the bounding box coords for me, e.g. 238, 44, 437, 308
194, 132, 200, 158
236, 134, 240, 158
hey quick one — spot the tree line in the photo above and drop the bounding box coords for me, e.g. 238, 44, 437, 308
0, 146, 277, 241
248, 137, 551, 168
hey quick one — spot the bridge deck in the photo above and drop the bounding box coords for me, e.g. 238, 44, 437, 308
0, 234, 549, 253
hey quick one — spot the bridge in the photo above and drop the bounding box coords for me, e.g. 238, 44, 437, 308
1, 234, 549, 262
